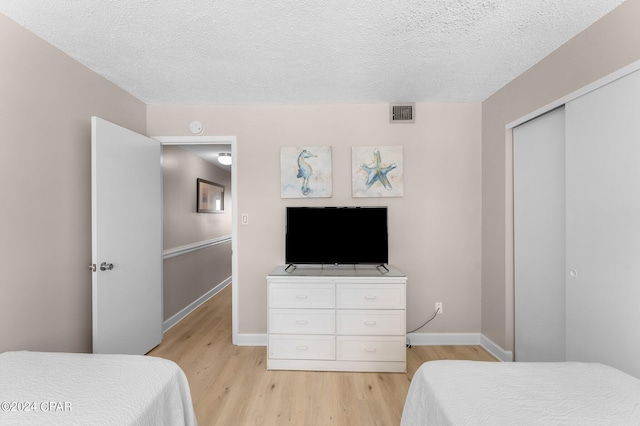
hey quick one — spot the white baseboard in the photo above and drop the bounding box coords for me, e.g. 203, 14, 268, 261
235, 333, 267, 346
163, 277, 232, 333
480, 334, 513, 362
232, 331, 514, 362
407, 332, 481, 346
407, 332, 513, 362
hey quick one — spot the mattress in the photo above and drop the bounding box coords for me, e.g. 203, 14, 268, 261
401, 360, 640, 426
0, 351, 197, 426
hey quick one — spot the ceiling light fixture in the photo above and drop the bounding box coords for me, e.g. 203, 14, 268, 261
218, 153, 232, 165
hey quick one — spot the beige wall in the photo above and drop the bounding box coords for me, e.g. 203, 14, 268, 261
148, 103, 482, 335
0, 14, 147, 352
6, 0, 635, 353
481, 0, 640, 352
163, 244, 232, 321
162, 145, 232, 320
0, 10, 481, 350
162, 145, 232, 249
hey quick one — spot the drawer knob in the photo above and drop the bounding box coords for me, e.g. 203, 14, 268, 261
365, 347, 377, 352
295, 295, 308, 299
296, 346, 309, 351
364, 320, 377, 325
364, 295, 377, 300
296, 320, 309, 325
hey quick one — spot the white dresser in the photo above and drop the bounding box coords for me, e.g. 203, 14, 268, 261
267, 265, 407, 372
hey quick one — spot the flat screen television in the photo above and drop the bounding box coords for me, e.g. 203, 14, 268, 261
285, 206, 388, 265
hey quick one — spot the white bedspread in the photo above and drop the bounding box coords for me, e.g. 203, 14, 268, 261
0, 351, 197, 426
401, 360, 640, 426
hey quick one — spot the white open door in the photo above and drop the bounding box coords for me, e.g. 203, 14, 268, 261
91, 116, 163, 354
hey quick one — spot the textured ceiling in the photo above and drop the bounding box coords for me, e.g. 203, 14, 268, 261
0, 0, 627, 104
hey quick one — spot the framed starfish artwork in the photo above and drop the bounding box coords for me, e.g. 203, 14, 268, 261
280, 146, 333, 198
351, 146, 404, 197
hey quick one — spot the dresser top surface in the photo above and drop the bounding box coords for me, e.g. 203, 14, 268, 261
268, 264, 405, 278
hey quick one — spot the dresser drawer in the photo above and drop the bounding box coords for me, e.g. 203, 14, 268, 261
336, 310, 405, 335
269, 309, 335, 334
336, 284, 405, 309
336, 336, 405, 362
268, 335, 335, 360
269, 283, 335, 308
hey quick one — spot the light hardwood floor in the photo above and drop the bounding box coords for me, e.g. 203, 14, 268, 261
149, 285, 496, 425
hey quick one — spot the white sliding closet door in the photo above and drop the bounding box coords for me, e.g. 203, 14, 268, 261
513, 107, 566, 362
566, 69, 640, 378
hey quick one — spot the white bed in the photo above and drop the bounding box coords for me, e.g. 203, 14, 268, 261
401, 360, 640, 426
0, 351, 197, 426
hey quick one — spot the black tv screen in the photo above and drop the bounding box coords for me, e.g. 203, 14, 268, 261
285, 207, 388, 265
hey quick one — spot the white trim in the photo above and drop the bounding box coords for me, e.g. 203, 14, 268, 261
231, 332, 515, 362
236, 333, 268, 346
154, 135, 239, 346
163, 277, 232, 332
480, 334, 513, 362
153, 136, 236, 144
163, 236, 231, 259
507, 59, 640, 129
406, 332, 514, 362
407, 332, 481, 346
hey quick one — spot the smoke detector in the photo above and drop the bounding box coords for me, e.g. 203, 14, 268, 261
390, 103, 415, 123
189, 121, 204, 134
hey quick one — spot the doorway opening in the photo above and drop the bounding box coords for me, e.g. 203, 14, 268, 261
154, 136, 238, 345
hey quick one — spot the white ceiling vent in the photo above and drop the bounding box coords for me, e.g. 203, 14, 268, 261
390, 103, 415, 123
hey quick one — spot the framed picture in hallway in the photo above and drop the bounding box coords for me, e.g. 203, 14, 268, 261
197, 178, 225, 213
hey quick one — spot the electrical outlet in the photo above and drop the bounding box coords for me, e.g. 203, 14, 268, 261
435, 302, 443, 314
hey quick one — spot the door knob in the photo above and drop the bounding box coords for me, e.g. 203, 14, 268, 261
100, 262, 114, 271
